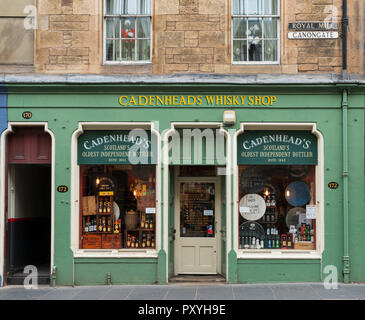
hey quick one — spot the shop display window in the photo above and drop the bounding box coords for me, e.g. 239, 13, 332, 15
238, 165, 316, 250
80, 164, 156, 249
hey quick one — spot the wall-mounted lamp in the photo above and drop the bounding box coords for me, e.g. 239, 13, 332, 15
223, 110, 236, 125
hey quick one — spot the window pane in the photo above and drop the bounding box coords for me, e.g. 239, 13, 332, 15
233, 18, 247, 39
136, 39, 150, 60
264, 0, 278, 15
121, 18, 136, 39
80, 164, 156, 249
233, 40, 247, 62
247, 18, 262, 38
263, 18, 277, 38
106, 18, 120, 38
180, 183, 216, 238
247, 0, 262, 15
0, 18, 34, 64
238, 165, 316, 250
233, 0, 246, 15
106, 0, 121, 15
138, 0, 151, 14
248, 39, 262, 61
264, 40, 277, 61
121, 0, 138, 14
122, 39, 135, 61
137, 17, 150, 38
106, 40, 121, 61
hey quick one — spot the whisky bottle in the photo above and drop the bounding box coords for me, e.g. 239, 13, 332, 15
287, 233, 292, 249
251, 232, 256, 249
98, 199, 103, 213
271, 193, 276, 206
147, 233, 151, 247
268, 235, 272, 249
102, 217, 106, 232
281, 234, 287, 249
151, 235, 155, 248
141, 213, 145, 229
98, 219, 103, 232
127, 235, 131, 248
107, 217, 111, 233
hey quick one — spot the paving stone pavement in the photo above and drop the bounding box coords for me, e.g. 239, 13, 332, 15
0, 283, 365, 300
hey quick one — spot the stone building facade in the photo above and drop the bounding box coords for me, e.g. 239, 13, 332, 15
0, 0, 363, 75
1, 0, 365, 287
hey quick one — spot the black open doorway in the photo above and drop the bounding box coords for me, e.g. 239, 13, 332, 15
4, 126, 52, 286
6, 164, 51, 285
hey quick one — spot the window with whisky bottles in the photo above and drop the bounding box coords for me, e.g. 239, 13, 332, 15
238, 165, 316, 251
80, 164, 156, 250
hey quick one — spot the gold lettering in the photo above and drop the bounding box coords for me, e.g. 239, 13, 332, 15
128, 96, 136, 106
119, 96, 128, 106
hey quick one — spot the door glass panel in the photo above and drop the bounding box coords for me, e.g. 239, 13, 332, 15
180, 182, 215, 238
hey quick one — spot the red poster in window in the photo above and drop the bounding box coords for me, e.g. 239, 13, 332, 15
122, 28, 135, 43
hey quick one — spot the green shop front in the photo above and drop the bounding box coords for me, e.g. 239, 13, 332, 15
1, 77, 364, 286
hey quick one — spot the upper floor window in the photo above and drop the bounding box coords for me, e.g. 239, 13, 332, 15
232, 0, 280, 63
104, 0, 152, 63
0, 0, 34, 65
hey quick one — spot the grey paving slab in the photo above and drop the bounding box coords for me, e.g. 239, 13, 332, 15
232, 285, 276, 300
269, 284, 321, 300
40, 287, 82, 300
126, 286, 169, 300
164, 286, 197, 300
1, 283, 365, 300
341, 284, 365, 299
196, 285, 234, 300
71, 286, 113, 300
100, 286, 135, 300
0, 287, 52, 300
307, 283, 360, 300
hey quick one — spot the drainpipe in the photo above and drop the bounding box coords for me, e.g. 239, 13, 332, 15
342, 89, 350, 283
341, 0, 348, 79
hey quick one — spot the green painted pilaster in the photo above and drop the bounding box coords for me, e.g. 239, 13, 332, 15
341, 89, 350, 283
50, 123, 78, 286
227, 128, 237, 284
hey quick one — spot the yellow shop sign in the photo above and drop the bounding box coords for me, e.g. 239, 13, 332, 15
118, 95, 277, 107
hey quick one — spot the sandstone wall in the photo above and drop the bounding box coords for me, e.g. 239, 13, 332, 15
5, 0, 361, 74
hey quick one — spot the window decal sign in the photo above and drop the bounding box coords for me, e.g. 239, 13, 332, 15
78, 130, 157, 165
237, 131, 318, 165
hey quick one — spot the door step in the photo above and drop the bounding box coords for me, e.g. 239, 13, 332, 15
6, 275, 50, 286
169, 274, 226, 284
